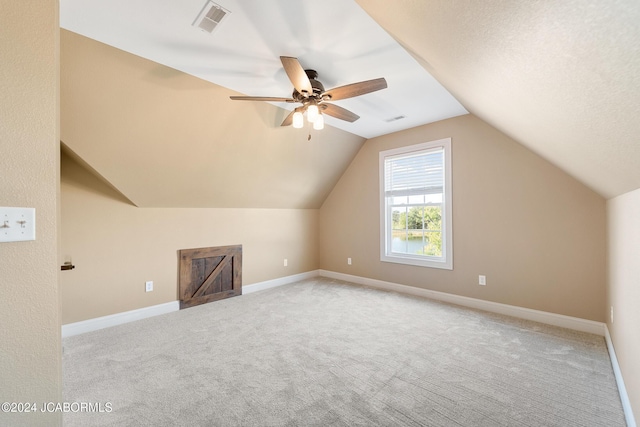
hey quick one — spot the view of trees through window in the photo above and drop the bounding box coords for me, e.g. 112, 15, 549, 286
391, 205, 442, 257
381, 138, 451, 269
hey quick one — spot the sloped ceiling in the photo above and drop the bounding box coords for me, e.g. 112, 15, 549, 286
356, 0, 640, 199
59, 0, 469, 209
60, 30, 365, 208
60, 1, 640, 208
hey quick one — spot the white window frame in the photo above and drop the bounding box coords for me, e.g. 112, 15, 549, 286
379, 138, 453, 270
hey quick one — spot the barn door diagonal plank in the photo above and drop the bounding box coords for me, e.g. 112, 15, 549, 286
192, 255, 231, 299
178, 245, 242, 309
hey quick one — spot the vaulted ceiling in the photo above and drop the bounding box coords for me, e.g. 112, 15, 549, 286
60, 0, 640, 208
356, 0, 640, 199
60, 30, 365, 208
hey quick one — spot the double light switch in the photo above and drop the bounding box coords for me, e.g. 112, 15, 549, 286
0, 207, 36, 242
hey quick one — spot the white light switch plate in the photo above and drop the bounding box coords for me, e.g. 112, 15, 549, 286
0, 207, 36, 242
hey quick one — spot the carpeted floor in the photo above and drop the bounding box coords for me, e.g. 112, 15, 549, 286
63, 277, 626, 426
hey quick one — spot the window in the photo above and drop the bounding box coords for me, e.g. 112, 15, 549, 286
379, 138, 452, 269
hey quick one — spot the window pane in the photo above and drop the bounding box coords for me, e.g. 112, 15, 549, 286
392, 196, 407, 205
423, 206, 442, 232
408, 194, 424, 204
425, 194, 442, 204
420, 231, 442, 257
392, 231, 442, 256
391, 206, 407, 230
406, 206, 425, 232
391, 230, 410, 253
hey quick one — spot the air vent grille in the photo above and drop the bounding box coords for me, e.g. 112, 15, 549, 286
385, 115, 406, 123
193, 1, 230, 34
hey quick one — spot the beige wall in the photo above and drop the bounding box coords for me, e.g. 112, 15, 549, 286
60, 30, 365, 210
60, 151, 318, 323
320, 114, 607, 321
0, 2, 62, 426
607, 187, 640, 419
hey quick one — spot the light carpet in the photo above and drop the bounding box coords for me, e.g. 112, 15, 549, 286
63, 277, 625, 426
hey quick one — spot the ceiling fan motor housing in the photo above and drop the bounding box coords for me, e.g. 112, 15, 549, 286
291, 69, 325, 102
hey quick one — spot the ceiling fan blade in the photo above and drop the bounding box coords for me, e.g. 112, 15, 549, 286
320, 103, 360, 123
281, 106, 305, 127
230, 96, 295, 102
280, 56, 313, 96
322, 77, 387, 101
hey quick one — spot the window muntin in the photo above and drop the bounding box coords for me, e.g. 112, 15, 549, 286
380, 138, 452, 269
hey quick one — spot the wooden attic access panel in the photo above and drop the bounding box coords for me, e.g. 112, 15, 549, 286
178, 245, 242, 309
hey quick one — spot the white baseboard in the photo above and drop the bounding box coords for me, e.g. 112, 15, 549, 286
62, 270, 320, 337
319, 270, 606, 336
62, 301, 180, 338
605, 325, 637, 427
321, 270, 634, 424
243, 270, 320, 294
62, 269, 633, 425
61, 269, 604, 337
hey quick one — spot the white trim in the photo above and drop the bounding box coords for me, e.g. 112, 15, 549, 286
62, 301, 180, 338
605, 325, 637, 427
242, 270, 320, 294
379, 138, 453, 270
62, 271, 320, 337
61, 269, 606, 337
62, 269, 633, 426
324, 270, 634, 422
319, 270, 605, 336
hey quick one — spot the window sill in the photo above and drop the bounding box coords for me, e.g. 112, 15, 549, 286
381, 254, 453, 270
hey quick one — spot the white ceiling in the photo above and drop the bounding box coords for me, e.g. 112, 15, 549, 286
60, 0, 640, 199
59, 0, 468, 139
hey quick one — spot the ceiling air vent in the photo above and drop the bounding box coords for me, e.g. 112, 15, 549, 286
193, 1, 230, 34
385, 115, 406, 123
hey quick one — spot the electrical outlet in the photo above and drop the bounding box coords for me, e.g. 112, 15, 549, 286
145, 281, 153, 292
347, 257, 352, 265
478, 275, 486, 286
284, 258, 288, 267
611, 306, 614, 323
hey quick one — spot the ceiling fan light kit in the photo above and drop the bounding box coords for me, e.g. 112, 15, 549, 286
307, 104, 319, 123
291, 108, 324, 130
230, 56, 387, 131
313, 113, 324, 130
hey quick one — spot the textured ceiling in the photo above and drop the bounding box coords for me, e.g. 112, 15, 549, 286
356, 0, 640, 199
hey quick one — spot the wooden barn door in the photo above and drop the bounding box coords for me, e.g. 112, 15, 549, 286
179, 245, 242, 309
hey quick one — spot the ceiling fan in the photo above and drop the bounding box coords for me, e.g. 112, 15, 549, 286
230, 56, 387, 130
